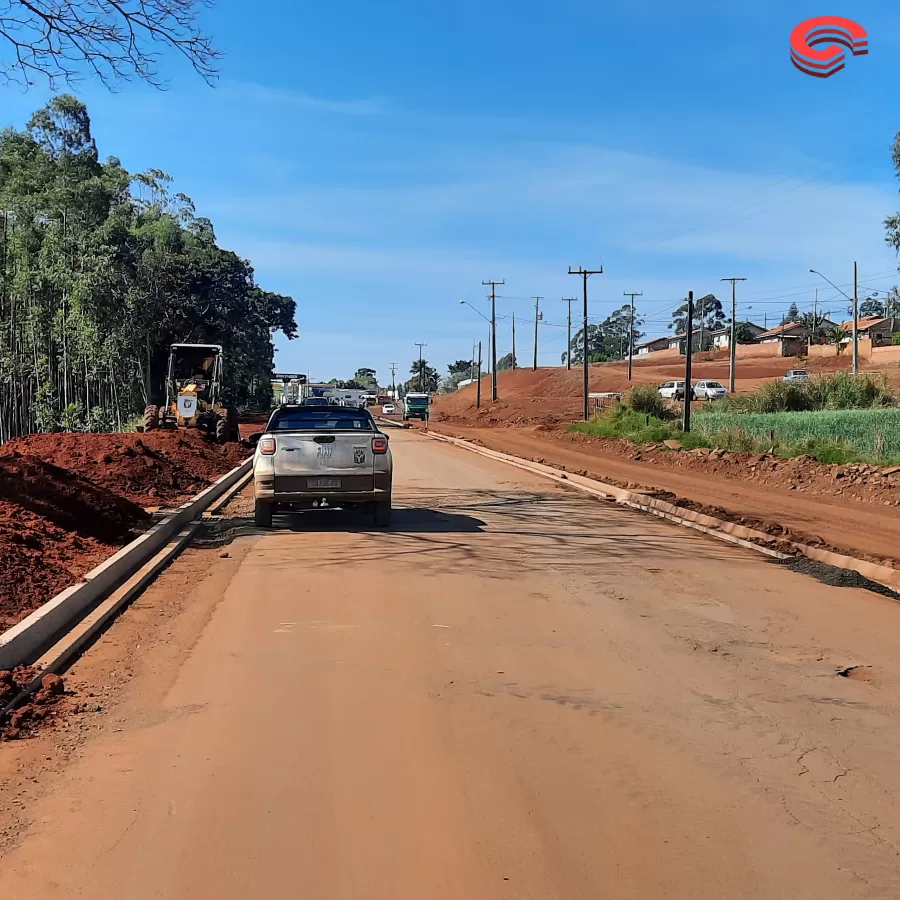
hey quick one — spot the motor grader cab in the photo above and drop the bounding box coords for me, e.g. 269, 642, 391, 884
143, 344, 240, 442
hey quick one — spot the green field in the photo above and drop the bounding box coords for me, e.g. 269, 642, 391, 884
694, 408, 900, 460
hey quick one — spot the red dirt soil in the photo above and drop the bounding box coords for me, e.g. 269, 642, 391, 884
0, 430, 250, 507
0, 429, 250, 630
434, 355, 900, 426
0, 453, 149, 628
0, 670, 68, 742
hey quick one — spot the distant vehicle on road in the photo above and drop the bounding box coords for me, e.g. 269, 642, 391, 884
252, 406, 392, 529
303, 397, 330, 407
783, 369, 810, 383
382, 403, 396, 415
694, 380, 728, 401
403, 392, 430, 421
658, 380, 695, 401
335, 389, 368, 409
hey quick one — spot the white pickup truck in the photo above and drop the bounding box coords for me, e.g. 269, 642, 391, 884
252, 405, 393, 528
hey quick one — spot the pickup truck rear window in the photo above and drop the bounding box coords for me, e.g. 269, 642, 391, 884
268, 409, 375, 432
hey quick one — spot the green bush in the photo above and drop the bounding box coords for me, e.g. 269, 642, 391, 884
893, 332, 900, 346
694, 408, 900, 461
704, 371, 897, 414
625, 384, 670, 419
570, 406, 678, 444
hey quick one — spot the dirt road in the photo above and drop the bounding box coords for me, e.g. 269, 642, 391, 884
427, 423, 900, 568
3, 429, 900, 898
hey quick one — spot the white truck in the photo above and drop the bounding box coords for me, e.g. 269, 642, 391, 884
334, 389, 368, 409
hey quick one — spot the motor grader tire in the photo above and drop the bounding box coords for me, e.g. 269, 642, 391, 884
226, 406, 240, 442
215, 414, 228, 443
143, 405, 159, 432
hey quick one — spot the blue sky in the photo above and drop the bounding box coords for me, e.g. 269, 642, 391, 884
2, 1, 900, 382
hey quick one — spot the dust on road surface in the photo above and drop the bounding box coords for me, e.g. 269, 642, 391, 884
2, 429, 900, 898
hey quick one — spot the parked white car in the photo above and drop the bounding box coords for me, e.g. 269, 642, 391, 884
694, 380, 729, 401
382, 403, 396, 415
783, 369, 810, 384
658, 380, 694, 401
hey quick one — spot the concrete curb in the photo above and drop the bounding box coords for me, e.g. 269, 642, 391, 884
0, 523, 202, 721
0, 455, 253, 670
426, 431, 900, 593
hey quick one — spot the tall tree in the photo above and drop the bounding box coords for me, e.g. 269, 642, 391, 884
885, 132, 900, 254
447, 359, 473, 376
668, 294, 724, 344
859, 297, 886, 318
0, 95, 296, 442
407, 358, 438, 392
354, 367, 377, 389
565, 323, 606, 365
601, 304, 645, 359
0, 0, 220, 88
785, 302, 802, 323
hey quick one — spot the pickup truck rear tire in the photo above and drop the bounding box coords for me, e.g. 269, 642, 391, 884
373, 498, 392, 528
255, 501, 273, 528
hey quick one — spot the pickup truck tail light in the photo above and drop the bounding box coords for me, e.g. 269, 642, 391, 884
259, 437, 276, 455
372, 436, 388, 454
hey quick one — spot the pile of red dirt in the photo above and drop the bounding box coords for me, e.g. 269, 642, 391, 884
0, 430, 250, 507
0, 453, 150, 628
0, 670, 68, 742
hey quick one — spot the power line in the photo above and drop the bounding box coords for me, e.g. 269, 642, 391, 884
414, 342, 427, 392
721, 277, 747, 393
568, 265, 603, 421
482, 280, 504, 401
560, 298, 578, 370
623, 291, 642, 381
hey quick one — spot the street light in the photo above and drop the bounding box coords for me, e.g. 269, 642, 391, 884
809, 266, 859, 374
460, 300, 492, 386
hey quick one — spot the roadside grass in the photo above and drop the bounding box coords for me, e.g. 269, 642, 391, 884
694, 409, 900, 462
713, 371, 896, 414
570, 404, 900, 467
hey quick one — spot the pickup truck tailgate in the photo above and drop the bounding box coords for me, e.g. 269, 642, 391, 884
273, 433, 375, 493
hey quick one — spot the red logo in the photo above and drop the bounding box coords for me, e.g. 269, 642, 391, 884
791, 17, 868, 78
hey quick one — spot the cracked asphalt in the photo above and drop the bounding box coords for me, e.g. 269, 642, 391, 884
2, 429, 900, 898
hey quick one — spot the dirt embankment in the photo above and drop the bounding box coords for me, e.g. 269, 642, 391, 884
0, 430, 251, 630
435, 356, 900, 427
1, 431, 249, 507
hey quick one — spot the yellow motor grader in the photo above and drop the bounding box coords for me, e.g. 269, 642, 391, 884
143, 344, 240, 442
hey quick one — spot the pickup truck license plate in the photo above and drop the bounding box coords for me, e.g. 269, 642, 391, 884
307, 477, 341, 489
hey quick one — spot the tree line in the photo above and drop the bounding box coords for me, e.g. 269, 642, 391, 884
0, 95, 297, 443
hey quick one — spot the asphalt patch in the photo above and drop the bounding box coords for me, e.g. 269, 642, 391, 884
772, 556, 899, 600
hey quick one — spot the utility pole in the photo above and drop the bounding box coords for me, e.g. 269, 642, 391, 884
389, 362, 397, 399
476, 341, 482, 408
532, 296, 542, 370
811, 289, 818, 353
721, 277, 747, 394
623, 291, 642, 382
512, 313, 517, 371
415, 342, 427, 392
482, 280, 504, 401
568, 266, 604, 421
561, 298, 578, 370
852, 261, 859, 375
470, 341, 476, 383
683, 291, 695, 434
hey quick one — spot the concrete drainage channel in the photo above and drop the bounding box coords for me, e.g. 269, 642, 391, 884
0, 456, 254, 717
425, 430, 900, 598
